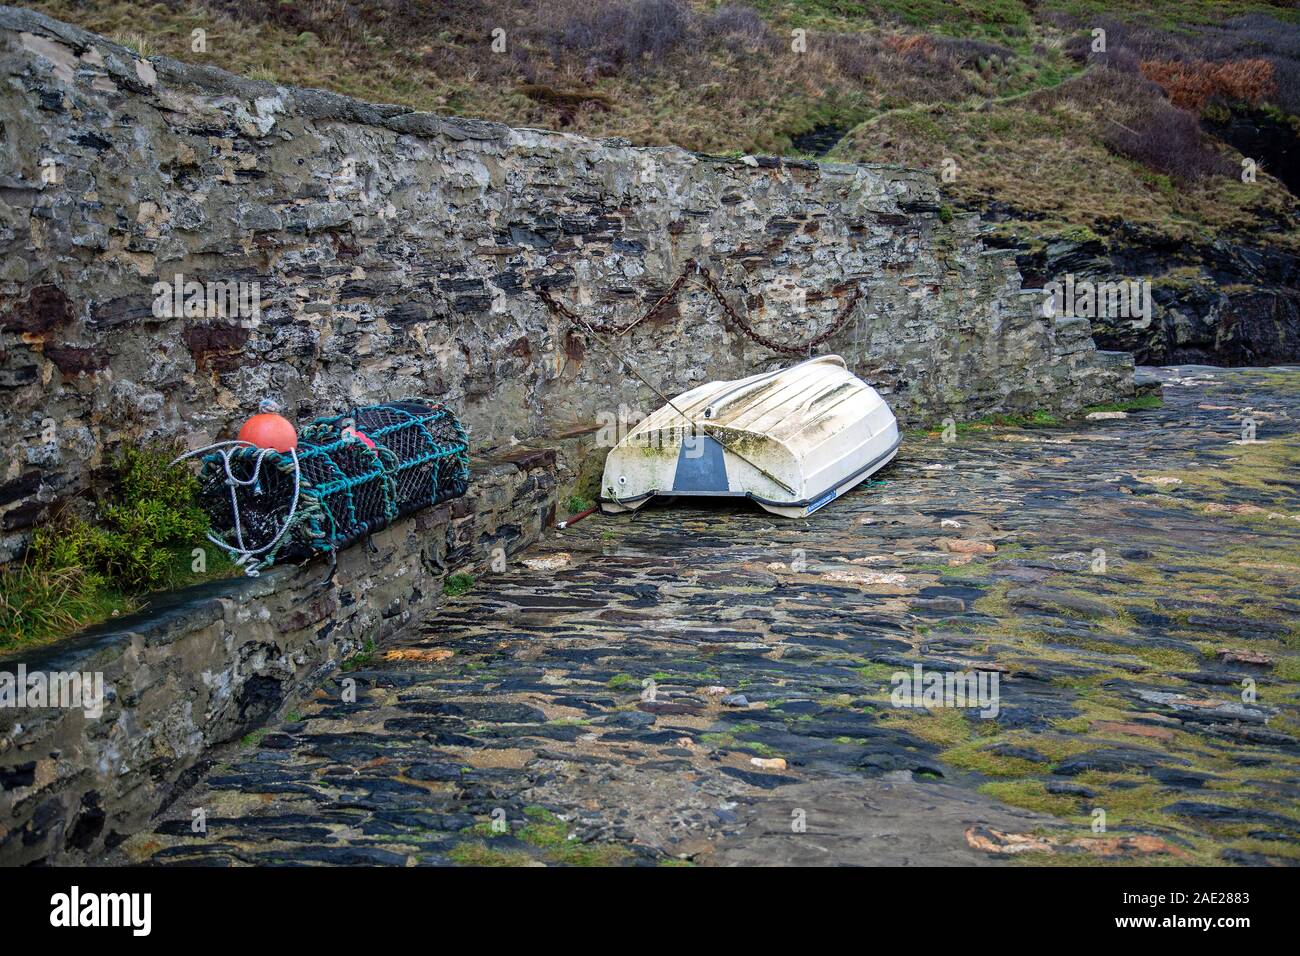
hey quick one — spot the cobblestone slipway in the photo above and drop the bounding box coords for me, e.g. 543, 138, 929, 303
111, 367, 1300, 866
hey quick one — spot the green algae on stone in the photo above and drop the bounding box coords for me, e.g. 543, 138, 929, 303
448, 842, 534, 867
518, 807, 632, 866
1079, 395, 1164, 415
444, 573, 476, 597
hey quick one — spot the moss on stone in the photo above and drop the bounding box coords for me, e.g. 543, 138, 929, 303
877, 708, 974, 747
448, 842, 532, 866
1079, 395, 1164, 414
979, 780, 1078, 815
444, 573, 476, 598
517, 807, 631, 866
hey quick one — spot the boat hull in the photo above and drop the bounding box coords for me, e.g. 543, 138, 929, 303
599, 355, 900, 518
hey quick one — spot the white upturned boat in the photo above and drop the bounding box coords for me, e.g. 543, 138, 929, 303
599, 355, 900, 518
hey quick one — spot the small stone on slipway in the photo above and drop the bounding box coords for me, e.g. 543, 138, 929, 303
940, 538, 995, 554
521, 552, 571, 571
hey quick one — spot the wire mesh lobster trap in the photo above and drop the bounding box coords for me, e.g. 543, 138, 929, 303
191, 400, 469, 575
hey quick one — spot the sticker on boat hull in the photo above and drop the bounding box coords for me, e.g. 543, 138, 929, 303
805, 488, 837, 515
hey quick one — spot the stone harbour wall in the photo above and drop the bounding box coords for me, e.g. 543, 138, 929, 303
0, 6, 1134, 563
0, 451, 555, 865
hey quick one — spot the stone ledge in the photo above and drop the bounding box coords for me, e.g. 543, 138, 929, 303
0, 454, 556, 865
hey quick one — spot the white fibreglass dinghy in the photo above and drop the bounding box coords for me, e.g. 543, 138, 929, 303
600, 355, 900, 518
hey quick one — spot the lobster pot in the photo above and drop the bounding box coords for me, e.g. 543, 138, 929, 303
198, 400, 469, 568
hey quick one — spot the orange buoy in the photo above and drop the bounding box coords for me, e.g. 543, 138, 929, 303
238, 412, 298, 452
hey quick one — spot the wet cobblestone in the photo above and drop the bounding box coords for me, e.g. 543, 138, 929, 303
118, 367, 1300, 866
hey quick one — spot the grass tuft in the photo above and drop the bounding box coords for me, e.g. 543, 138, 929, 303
1, 445, 232, 650
443, 573, 476, 597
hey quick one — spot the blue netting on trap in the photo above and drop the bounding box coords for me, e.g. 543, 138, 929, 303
197, 399, 469, 572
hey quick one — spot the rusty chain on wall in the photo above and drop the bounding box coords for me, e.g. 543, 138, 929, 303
533, 258, 865, 356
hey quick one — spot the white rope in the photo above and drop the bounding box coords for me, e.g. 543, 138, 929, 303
171, 441, 302, 577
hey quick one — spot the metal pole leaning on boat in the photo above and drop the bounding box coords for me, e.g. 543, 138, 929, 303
557, 504, 600, 530
572, 308, 697, 428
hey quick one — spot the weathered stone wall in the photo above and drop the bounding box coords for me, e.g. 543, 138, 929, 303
0, 451, 555, 865
0, 6, 1132, 562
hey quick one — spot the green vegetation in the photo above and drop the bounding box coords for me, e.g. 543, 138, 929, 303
565, 494, 595, 514
111, 30, 152, 57
911, 463, 1300, 864
835, 71, 1298, 253
36, 446, 211, 593
517, 806, 632, 865
0, 563, 127, 650
341, 637, 378, 671
447, 842, 532, 866
454, 807, 632, 866
1001, 410, 1062, 428
240, 727, 270, 748
0, 446, 232, 650
1039, 0, 1300, 30
699, 726, 782, 756
1079, 394, 1165, 415
877, 707, 978, 747
443, 573, 476, 597
921, 408, 1063, 436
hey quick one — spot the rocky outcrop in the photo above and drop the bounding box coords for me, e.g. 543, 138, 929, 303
1205, 106, 1300, 197
0, 6, 1132, 562
983, 215, 1300, 367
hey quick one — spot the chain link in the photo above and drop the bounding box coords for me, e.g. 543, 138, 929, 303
534, 258, 865, 356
